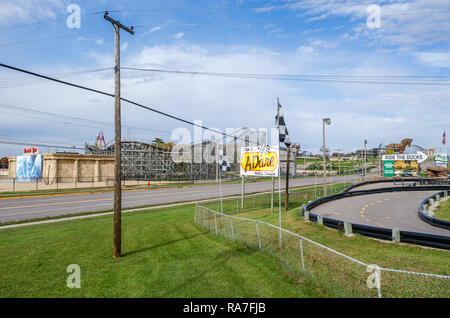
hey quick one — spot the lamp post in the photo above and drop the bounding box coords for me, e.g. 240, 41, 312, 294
364, 139, 368, 178
322, 118, 331, 196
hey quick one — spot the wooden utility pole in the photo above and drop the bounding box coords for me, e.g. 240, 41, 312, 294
284, 146, 290, 210
104, 12, 134, 258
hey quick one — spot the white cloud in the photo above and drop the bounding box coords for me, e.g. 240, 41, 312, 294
297, 46, 314, 54
413, 51, 450, 68
174, 32, 184, 39
121, 42, 129, 51
0, 0, 66, 26
149, 26, 162, 33
285, 0, 450, 51
310, 40, 336, 49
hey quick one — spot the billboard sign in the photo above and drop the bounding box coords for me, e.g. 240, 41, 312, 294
240, 146, 279, 177
434, 153, 448, 168
382, 151, 428, 163
382, 152, 426, 177
16, 154, 43, 182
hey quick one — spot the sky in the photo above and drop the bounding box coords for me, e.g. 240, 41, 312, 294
0, 0, 449, 157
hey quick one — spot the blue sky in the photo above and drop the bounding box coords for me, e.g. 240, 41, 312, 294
0, 0, 449, 156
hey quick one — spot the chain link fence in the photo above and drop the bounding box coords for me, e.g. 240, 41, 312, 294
195, 187, 450, 298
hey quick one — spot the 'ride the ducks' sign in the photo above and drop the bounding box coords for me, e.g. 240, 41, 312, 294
240, 146, 279, 177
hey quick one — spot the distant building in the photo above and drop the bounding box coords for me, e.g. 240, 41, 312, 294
356, 148, 382, 159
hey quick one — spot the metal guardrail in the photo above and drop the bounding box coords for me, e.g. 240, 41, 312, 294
418, 191, 450, 230
304, 183, 450, 250
343, 177, 449, 193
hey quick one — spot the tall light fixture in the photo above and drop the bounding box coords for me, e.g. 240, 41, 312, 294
322, 118, 331, 196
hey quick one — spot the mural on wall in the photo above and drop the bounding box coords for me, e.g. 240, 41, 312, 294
15, 155, 42, 182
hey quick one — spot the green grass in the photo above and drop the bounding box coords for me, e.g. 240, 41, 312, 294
1, 182, 447, 298
296, 158, 322, 164
0, 204, 333, 298
434, 199, 450, 222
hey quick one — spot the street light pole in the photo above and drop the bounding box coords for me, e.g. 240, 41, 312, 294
364, 139, 368, 178
322, 118, 331, 196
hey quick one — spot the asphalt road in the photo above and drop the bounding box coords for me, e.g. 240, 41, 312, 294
310, 190, 449, 236
0, 174, 362, 223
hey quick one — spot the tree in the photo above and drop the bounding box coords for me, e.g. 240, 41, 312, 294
152, 138, 164, 148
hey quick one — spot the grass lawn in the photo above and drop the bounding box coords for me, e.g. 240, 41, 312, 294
0, 204, 331, 298
434, 199, 450, 222
1, 183, 447, 298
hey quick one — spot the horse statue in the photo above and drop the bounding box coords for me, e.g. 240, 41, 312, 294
385, 138, 413, 154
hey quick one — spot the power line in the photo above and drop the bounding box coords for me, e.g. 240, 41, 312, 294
121, 66, 450, 79
0, 67, 113, 89
0, 139, 85, 150
0, 102, 172, 135
0, 62, 263, 149
120, 67, 450, 86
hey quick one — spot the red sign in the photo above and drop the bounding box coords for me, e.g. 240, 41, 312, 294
24, 147, 38, 154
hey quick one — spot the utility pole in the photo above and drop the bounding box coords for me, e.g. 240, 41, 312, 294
104, 12, 134, 258
285, 145, 290, 210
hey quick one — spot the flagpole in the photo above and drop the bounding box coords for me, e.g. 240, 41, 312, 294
277, 97, 282, 248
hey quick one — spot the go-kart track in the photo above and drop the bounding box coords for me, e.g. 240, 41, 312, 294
309, 181, 450, 237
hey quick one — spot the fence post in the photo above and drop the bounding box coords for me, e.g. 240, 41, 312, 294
214, 213, 218, 235
298, 205, 305, 217
299, 237, 305, 272
236, 200, 238, 213
304, 210, 310, 221
256, 222, 261, 249
375, 266, 382, 298
230, 216, 234, 241
344, 221, 353, 235
35, 178, 38, 191
194, 202, 198, 222
392, 228, 400, 243
203, 208, 206, 228
317, 215, 323, 225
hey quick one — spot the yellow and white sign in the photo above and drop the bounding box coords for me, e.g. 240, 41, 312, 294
240, 146, 279, 177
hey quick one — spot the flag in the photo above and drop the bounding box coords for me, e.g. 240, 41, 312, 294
443, 131, 446, 145
258, 144, 271, 157
218, 149, 231, 172
275, 100, 291, 147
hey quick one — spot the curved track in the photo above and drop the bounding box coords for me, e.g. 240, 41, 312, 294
309, 188, 449, 237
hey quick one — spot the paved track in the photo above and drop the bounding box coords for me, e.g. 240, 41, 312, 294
0, 175, 362, 223
310, 190, 449, 236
